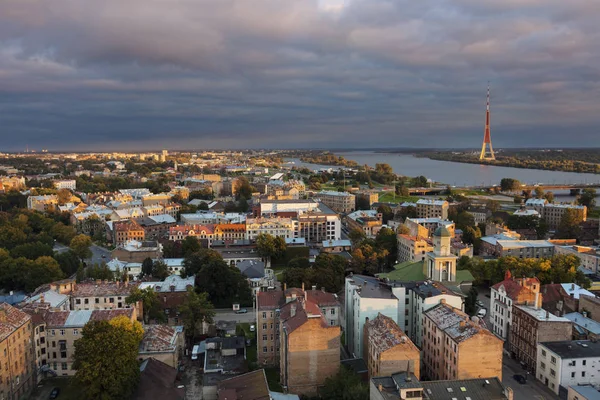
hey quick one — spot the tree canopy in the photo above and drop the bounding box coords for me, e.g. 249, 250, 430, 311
73, 317, 143, 400
179, 288, 215, 339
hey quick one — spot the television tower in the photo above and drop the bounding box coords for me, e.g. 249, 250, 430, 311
479, 84, 495, 160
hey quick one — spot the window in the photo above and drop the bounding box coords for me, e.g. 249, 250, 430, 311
75, 299, 81, 305
95, 298, 99, 304
571, 372, 575, 378
583, 360, 587, 366
60, 330, 65, 336
262, 324, 267, 330
61, 351, 67, 358
541, 349, 546, 357
582, 372, 586, 377
550, 369, 555, 377
551, 356, 556, 365
262, 347, 267, 353
73, 329, 78, 335
262, 335, 267, 341
330, 309, 335, 315
61, 363, 67, 370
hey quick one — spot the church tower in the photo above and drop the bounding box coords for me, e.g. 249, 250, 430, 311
424, 225, 458, 282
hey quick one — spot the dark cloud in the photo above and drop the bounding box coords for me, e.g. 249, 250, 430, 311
0, 0, 599, 151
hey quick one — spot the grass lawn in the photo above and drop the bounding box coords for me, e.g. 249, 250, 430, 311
378, 192, 420, 203
246, 344, 257, 364
264, 367, 283, 392
588, 208, 600, 218
237, 322, 256, 340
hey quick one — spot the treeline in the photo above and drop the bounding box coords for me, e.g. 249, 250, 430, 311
423, 151, 600, 174
458, 254, 590, 288
300, 153, 359, 167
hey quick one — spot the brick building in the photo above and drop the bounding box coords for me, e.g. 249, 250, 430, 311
256, 286, 340, 368
316, 191, 356, 214
363, 313, 420, 379
346, 210, 383, 238
422, 302, 503, 381
279, 293, 340, 396
0, 303, 35, 400
415, 199, 449, 219
509, 304, 573, 373
113, 219, 145, 245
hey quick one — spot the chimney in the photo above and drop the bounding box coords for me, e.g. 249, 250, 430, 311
459, 321, 466, 328
545, 310, 549, 320
96, 279, 102, 284
40, 294, 45, 304
284, 283, 287, 291
440, 298, 446, 305
321, 287, 325, 293
312, 285, 317, 291
534, 292, 541, 310
378, 384, 383, 392
0, 309, 6, 323
571, 283, 575, 291
290, 304, 296, 317
301, 282, 305, 292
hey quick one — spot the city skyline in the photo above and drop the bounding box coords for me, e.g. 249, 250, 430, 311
1, 0, 600, 151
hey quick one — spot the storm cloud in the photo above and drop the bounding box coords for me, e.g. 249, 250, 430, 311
0, 0, 599, 151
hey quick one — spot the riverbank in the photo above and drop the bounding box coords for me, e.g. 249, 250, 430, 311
421, 152, 600, 175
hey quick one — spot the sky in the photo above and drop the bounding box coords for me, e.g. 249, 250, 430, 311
1, 0, 600, 151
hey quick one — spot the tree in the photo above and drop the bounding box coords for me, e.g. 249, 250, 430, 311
10, 242, 53, 260
397, 224, 410, 235
234, 177, 254, 200
54, 250, 82, 276
126, 287, 165, 323
555, 208, 583, 240
395, 185, 410, 197
544, 191, 555, 203
513, 195, 523, 204
70, 234, 92, 262
141, 257, 154, 277
51, 222, 77, 245
179, 288, 215, 339
486, 200, 500, 213
355, 196, 370, 211
256, 233, 286, 262
578, 188, 597, 209
182, 236, 201, 257
375, 227, 398, 268
73, 318, 142, 400
319, 366, 369, 400
288, 257, 310, 269
464, 287, 479, 316
348, 228, 366, 245
376, 205, 394, 224
397, 205, 417, 221
56, 189, 73, 205
500, 178, 521, 192
152, 261, 170, 280
534, 187, 544, 199
450, 210, 476, 231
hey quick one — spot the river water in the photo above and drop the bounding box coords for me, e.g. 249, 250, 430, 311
285, 151, 600, 188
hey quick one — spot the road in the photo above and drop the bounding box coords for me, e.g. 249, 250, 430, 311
213, 308, 256, 324
88, 244, 112, 266
476, 288, 558, 400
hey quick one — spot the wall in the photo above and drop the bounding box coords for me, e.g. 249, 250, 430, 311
457, 333, 503, 381
284, 319, 340, 396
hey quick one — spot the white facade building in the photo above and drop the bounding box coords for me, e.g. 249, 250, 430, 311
54, 179, 77, 190
537, 340, 600, 396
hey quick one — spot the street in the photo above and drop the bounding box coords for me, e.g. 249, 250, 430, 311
213, 308, 256, 324
476, 288, 558, 400
88, 244, 112, 266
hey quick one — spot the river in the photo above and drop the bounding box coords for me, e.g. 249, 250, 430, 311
284, 151, 600, 188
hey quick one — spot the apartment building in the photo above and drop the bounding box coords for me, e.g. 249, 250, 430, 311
0, 303, 35, 400
70, 280, 141, 317
509, 304, 573, 373
169, 225, 215, 244
346, 210, 383, 238
370, 374, 514, 400
294, 211, 341, 243
316, 190, 356, 214
141, 193, 171, 206
27, 195, 58, 212
404, 218, 455, 239
245, 217, 294, 240
256, 287, 340, 367
415, 199, 449, 219
579, 295, 600, 322
113, 219, 145, 245
363, 313, 420, 379
397, 234, 433, 263
537, 340, 600, 396
53, 180, 77, 190
492, 240, 555, 258
279, 293, 340, 396
555, 245, 600, 274
139, 275, 195, 325
422, 302, 503, 381
111, 240, 162, 263
355, 191, 379, 208
490, 271, 541, 341
45, 308, 135, 376
214, 223, 246, 243
525, 199, 587, 230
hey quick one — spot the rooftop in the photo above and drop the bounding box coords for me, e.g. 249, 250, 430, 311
540, 340, 600, 359
139, 275, 195, 293
560, 283, 595, 299
514, 304, 571, 322
421, 377, 509, 400
365, 313, 419, 354
564, 312, 600, 335
140, 325, 183, 354
496, 240, 553, 249
72, 281, 139, 297
424, 303, 496, 344
217, 369, 270, 400
0, 303, 31, 342
134, 358, 184, 400
569, 385, 600, 400
347, 275, 397, 300
416, 199, 448, 206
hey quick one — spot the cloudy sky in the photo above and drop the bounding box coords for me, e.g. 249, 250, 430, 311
1, 0, 599, 151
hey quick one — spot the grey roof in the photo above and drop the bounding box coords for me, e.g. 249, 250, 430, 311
421, 377, 509, 400
347, 275, 396, 300
540, 340, 600, 359
569, 385, 600, 399
434, 225, 452, 238
392, 372, 422, 390
236, 259, 265, 279
64, 310, 93, 327
564, 312, 600, 334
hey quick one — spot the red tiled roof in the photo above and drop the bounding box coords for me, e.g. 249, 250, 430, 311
0, 303, 31, 341
257, 291, 284, 310
306, 290, 339, 307
90, 308, 134, 322
44, 311, 69, 327
491, 276, 539, 300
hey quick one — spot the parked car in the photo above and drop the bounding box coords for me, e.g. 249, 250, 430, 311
513, 374, 527, 384
477, 308, 487, 318
249, 324, 255, 332
476, 300, 484, 307
49, 388, 60, 399
236, 308, 248, 314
